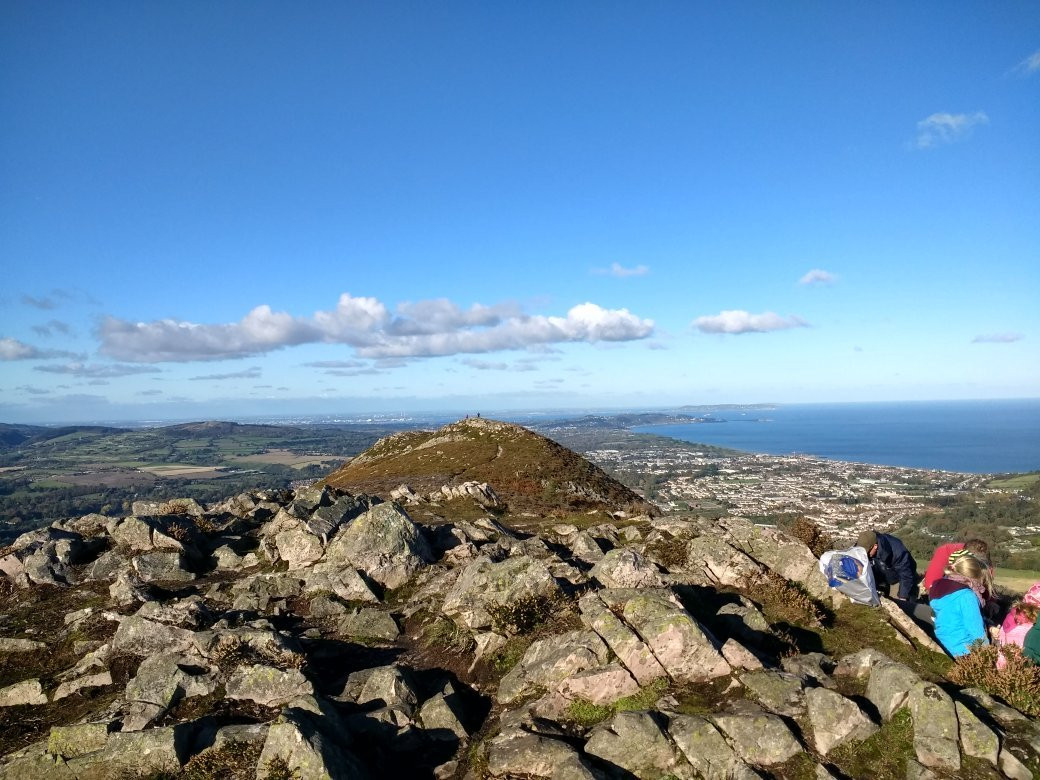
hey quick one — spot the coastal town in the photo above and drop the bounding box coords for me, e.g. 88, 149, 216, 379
579, 440, 992, 542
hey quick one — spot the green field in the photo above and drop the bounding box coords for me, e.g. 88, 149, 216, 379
989, 473, 1040, 490
994, 567, 1040, 596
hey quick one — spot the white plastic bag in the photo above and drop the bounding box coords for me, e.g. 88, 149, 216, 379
819, 545, 880, 607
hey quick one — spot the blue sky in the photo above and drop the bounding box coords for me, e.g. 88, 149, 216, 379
1, 2, 1038, 423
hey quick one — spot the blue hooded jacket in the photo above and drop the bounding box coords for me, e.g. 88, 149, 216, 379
930, 577, 986, 657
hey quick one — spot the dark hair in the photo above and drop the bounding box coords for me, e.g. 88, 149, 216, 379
964, 538, 991, 563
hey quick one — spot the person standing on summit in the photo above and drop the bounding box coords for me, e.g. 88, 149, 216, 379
858, 530, 919, 602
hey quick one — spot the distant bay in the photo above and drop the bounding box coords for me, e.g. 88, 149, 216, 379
633, 399, 1040, 474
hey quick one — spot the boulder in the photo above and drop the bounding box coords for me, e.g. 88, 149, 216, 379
865, 660, 921, 721
805, 687, 879, 754
684, 534, 766, 588
599, 588, 730, 682
739, 671, 806, 717
257, 709, 368, 780
0, 637, 45, 652
487, 730, 592, 778
954, 701, 999, 766
226, 664, 313, 708
589, 548, 665, 588
557, 663, 640, 706
53, 671, 113, 701
131, 550, 195, 583
497, 630, 610, 704
111, 615, 196, 656
441, 554, 561, 631
48, 723, 110, 759
418, 691, 468, 741
907, 681, 960, 771
336, 609, 400, 642
0, 678, 48, 707
64, 725, 189, 779
584, 710, 689, 778
578, 591, 667, 685
354, 665, 419, 716
711, 706, 803, 766
667, 713, 762, 780
124, 653, 218, 730
323, 502, 431, 590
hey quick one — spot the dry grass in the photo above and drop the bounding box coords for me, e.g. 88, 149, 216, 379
210, 635, 305, 673
782, 516, 834, 558
740, 570, 826, 628
181, 741, 263, 780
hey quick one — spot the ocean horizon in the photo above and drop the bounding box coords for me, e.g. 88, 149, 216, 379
634, 398, 1040, 475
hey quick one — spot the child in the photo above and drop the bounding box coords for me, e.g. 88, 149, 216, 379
930, 549, 992, 657
996, 583, 1040, 668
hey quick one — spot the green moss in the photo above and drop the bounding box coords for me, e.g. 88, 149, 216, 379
564, 678, 670, 728
829, 708, 914, 779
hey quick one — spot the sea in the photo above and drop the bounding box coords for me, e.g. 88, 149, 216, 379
632, 399, 1040, 475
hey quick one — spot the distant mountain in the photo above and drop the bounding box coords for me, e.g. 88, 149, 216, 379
322, 416, 654, 519
0, 423, 128, 449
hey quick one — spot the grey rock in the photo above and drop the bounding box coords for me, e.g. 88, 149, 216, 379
865, 660, 921, 721
418, 692, 468, 740
111, 615, 195, 656
64, 725, 187, 779
487, 729, 590, 778
0, 678, 47, 706
712, 706, 803, 766
835, 647, 892, 679
585, 710, 688, 778
123, 653, 218, 731
557, 663, 640, 706
781, 652, 836, 688
954, 701, 999, 767
355, 665, 419, 716
226, 663, 313, 708
578, 591, 667, 685
336, 609, 400, 641
805, 687, 879, 754
497, 630, 610, 704
257, 708, 368, 780
441, 554, 561, 631
131, 550, 195, 583
739, 670, 806, 717
667, 713, 762, 780
907, 681, 960, 771
570, 531, 605, 564
999, 748, 1034, 780
52, 671, 113, 701
589, 547, 665, 589
0, 637, 45, 652
47, 723, 110, 759
599, 588, 730, 682
685, 534, 766, 588
715, 600, 772, 644
322, 502, 431, 590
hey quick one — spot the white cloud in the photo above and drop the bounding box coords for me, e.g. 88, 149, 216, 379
694, 310, 809, 335
461, 358, 510, 370
31, 320, 73, 337
1010, 49, 1040, 76
914, 111, 989, 149
0, 338, 81, 361
798, 269, 836, 286
972, 332, 1023, 344
593, 262, 650, 278
99, 294, 654, 362
189, 367, 262, 381
34, 362, 162, 378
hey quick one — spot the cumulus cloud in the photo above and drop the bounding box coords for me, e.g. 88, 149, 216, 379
98, 294, 654, 362
799, 269, 836, 286
189, 366, 262, 381
593, 262, 650, 278
34, 362, 162, 378
0, 338, 82, 361
914, 112, 989, 149
694, 310, 809, 335
1010, 49, 1040, 76
972, 332, 1023, 344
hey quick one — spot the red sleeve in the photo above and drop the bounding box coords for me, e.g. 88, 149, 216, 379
924, 543, 963, 592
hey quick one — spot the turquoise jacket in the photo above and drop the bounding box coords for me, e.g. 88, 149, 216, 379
930, 578, 986, 657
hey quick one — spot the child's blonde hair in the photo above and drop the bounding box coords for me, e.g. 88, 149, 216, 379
1013, 602, 1040, 624
945, 550, 993, 593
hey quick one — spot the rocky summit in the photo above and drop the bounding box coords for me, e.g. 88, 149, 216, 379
321, 417, 654, 525
0, 422, 1038, 779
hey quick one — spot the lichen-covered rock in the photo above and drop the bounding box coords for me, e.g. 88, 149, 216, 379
577, 591, 665, 685
0, 637, 46, 652
226, 663, 313, 708
257, 709, 368, 780
47, 723, 110, 759
322, 502, 431, 589
599, 588, 730, 682
353, 665, 419, 716
418, 691, 467, 741
954, 701, 999, 767
684, 534, 766, 588
584, 710, 689, 778
805, 687, 879, 754
487, 729, 591, 778
711, 706, 803, 766
441, 554, 561, 630
131, 550, 195, 583
123, 653, 218, 730
63, 725, 190, 779
667, 713, 762, 780
907, 681, 960, 771
53, 671, 113, 701
740, 670, 806, 717
865, 660, 921, 721
335, 609, 400, 641
589, 547, 665, 588
497, 630, 610, 704
111, 615, 196, 656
